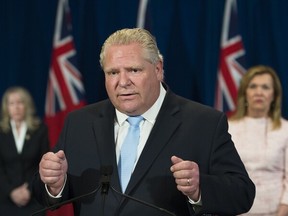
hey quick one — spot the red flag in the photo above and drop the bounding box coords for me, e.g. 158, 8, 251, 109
44, 0, 85, 215
214, 0, 246, 116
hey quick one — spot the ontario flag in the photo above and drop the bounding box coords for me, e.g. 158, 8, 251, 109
44, 0, 85, 215
214, 0, 246, 116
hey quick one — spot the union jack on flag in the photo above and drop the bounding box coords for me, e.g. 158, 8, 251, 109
45, 0, 85, 120
45, 0, 85, 147
45, 1, 84, 215
214, 0, 246, 115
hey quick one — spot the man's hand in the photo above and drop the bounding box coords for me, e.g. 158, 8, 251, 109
170, 155, 200, 201
39, 150, 68, 196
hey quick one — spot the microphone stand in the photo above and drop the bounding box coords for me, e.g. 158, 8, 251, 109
100, 167, 111, 216
31, 166, 177, 216
30, 185, 101, 216
99, 166, 176, 215
110, 185, 177, 216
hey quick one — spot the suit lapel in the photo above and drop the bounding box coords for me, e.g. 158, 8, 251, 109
7, 131, 19, 154
92, 101, 122, 190
5, 130, 23, 158
21, 130, 32, 155
125, 90, 181, 194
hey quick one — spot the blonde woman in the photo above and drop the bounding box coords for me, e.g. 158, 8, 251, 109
229, 65, 288, 216
0, 86, 49, 215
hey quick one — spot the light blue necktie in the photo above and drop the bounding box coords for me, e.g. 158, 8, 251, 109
118, 116, 143, 192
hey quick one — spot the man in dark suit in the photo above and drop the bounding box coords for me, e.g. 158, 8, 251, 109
32, 28, 255, 215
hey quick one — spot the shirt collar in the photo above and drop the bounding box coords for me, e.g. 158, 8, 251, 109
10, 120, 27, 130
115, 83, 166, 125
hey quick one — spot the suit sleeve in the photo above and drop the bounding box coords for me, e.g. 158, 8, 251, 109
31, 118, 71, 207
198, 113, 255, 215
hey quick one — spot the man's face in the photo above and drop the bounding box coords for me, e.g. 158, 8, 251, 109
103, 43, 163, 116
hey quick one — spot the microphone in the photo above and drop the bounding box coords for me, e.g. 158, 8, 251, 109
100, 166, 113, 216
100, 166, 113, 194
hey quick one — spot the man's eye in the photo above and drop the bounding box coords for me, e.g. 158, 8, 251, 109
106, 71, 118, 76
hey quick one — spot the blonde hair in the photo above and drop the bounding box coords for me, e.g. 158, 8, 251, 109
0, 86, 40, 132
99, 28, 163, 68
230, 65, 282, 129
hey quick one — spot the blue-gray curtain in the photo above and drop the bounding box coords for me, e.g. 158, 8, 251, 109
1, 0, 288, 118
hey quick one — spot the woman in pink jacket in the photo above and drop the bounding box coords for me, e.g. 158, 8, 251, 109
229, 65, 288, 216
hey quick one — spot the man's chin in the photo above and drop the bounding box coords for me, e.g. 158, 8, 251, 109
118, 106, 140, 116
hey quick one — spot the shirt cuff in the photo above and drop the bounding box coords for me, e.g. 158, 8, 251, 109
188, 194, 202, 213
188, 193, 202, 206
45, 174, 67, 198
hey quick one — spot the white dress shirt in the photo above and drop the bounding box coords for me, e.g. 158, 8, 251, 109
10, 120, 27, 154
114, 84, 166, 169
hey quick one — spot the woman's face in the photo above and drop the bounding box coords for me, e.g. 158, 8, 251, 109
246, 73, 274, 117
7, 92, 26, 122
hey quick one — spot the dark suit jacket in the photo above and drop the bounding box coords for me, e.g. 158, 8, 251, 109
0, 122, 49, 215
33, 88, 255, 216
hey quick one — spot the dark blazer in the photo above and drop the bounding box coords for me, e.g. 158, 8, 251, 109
33, 88, 255, 216
0, 122, 49, 215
